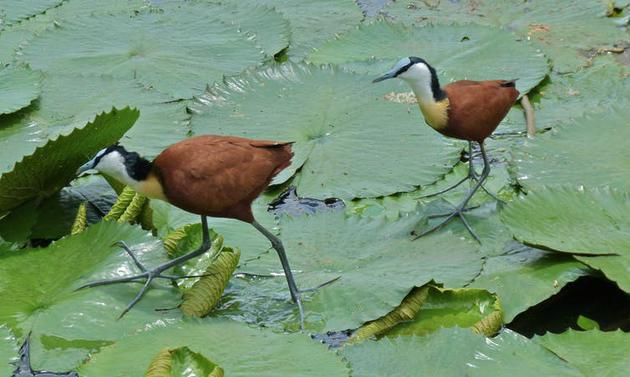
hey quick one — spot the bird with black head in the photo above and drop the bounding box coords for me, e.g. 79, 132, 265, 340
374, 57, 519, 242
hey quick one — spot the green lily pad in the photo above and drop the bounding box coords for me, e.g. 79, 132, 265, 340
0, 327, 17, 377
380, 0, 627, 73
0, 0, 62, 26
0, 65, 41, 115
78, 319, 350, 377
343, 328, 582, 377
0, 107, 139, 215
307, 22, 549, 95
385, 286, 502, 337
216, 0, 364, 59
21, 5, 271, 99
219, 211, 481, 332
534, 56, 630, 129
0, 221, 183, 338
511, 108, 630, 191
574, 254, 630, 293
0, 74, 188, 173
190, 63, 462, 199
470, 242, 589, 322
501, 187, 630, 255
536, 330, 630, 377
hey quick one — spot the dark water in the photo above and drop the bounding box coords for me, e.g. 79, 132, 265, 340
268, 186, 345, 217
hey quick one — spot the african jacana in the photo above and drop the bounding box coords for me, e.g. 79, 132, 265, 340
373, 57, 518, 242
76, 135, 334, 328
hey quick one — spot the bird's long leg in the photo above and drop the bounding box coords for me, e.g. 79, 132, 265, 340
76, 216, 213, 318
251, 220, 339, 330
411, 142, 492, 243
418, 141, 475, 199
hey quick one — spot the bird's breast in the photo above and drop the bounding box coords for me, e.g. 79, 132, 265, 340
136, 173, 168, 201
418, 99, 449, 130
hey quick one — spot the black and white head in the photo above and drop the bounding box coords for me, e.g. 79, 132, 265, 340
76, 144, 152, 186
373, 57, 444, 101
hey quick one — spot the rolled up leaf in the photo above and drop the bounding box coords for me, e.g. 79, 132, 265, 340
103, 186, 136, 221
180, 246, 240, 317
145, 346, 224, 377
70, 202, 88, 235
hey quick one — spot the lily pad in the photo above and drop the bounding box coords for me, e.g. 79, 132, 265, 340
0, 107, 139, 215
190, 63, 462, 199
0, 74, 188, 173
380, 0, 627, 73
501, 187, 630, 255
536, 329, 630, 377
78, 319, 350, 377
216, 0, 364, 59
307, 22, 549, 95
21, 5, 270, 99
0, 221, 182, 338
145, 346, 223, 377
0, 65, 41, 115
0, 0, 62, 26
220, 211, 482, 332
470, 242, 589, 322
511, 108, 630, 191
343, 328, 582, 377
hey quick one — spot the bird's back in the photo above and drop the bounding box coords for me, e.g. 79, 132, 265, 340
442, 80, 519, 142
153, 135, 293, 222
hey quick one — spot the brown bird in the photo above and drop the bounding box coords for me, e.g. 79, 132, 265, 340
373, 57, 519, 242
76, 135, 335, 327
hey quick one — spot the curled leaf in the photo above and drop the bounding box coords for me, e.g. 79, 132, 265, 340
70, 202, 88, 235
117, 191, 146, 224
145, 346, 224, 377
181, 247, 240, 317
103, 186, 136, 221
350, 285, 431, 343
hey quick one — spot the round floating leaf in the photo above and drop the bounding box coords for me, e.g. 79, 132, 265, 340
308, 22, 549, 95
0, 107, 139, 215
190, 63, 461, 199
21, 5, 269, 99
512, 108, 630, 191
470, 243, 589, 322
534, 56, 630, 129
0, 221, 182, 339
535, 330, 630, 377
220, 211, 482, 332
575, 254, 630, 293
380, 0, 627, 73
0, 0, 62, 26
343, 328, 582, 377
502, 187, 630, 255
0, 65, 41, 115
79, 319, 350, 377
216, 0, 364, 59
0, 74, 189, 173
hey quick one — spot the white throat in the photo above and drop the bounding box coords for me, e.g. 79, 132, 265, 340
400, 64, 435, 104
96, 152, 142, 190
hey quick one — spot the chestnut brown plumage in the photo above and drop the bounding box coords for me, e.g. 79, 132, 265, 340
373, 57, 519, 242
75, 135, 330, 328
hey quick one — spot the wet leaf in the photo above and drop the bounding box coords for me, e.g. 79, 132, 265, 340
222, 211, 482, 332
0, 326, 17, 376
343, 328, 582, 377
0, 107, 139, 215
190, 63, 462, 199
308, 22, 549, 95
511, 108, 630, 191
0, 65, 41, 115
0, 0, 62, 26
470, 243, 589, 322
21, 4, 274, 99
79, 319, 350, 377
536, 330, 630, 377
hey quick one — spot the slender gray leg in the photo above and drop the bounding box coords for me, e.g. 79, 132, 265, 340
251, 220, 339, 330
411, 142, 492, 243
76, 215, 213, 318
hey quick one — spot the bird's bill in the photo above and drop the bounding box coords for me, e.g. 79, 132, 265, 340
372, 69, 397, 83
76, 159, 95, 175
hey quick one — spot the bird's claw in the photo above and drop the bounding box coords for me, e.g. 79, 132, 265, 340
411, 207, 481, 244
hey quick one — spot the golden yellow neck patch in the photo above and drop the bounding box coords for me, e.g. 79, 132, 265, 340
136, 172, 167, 201
418, 98, 449, 130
